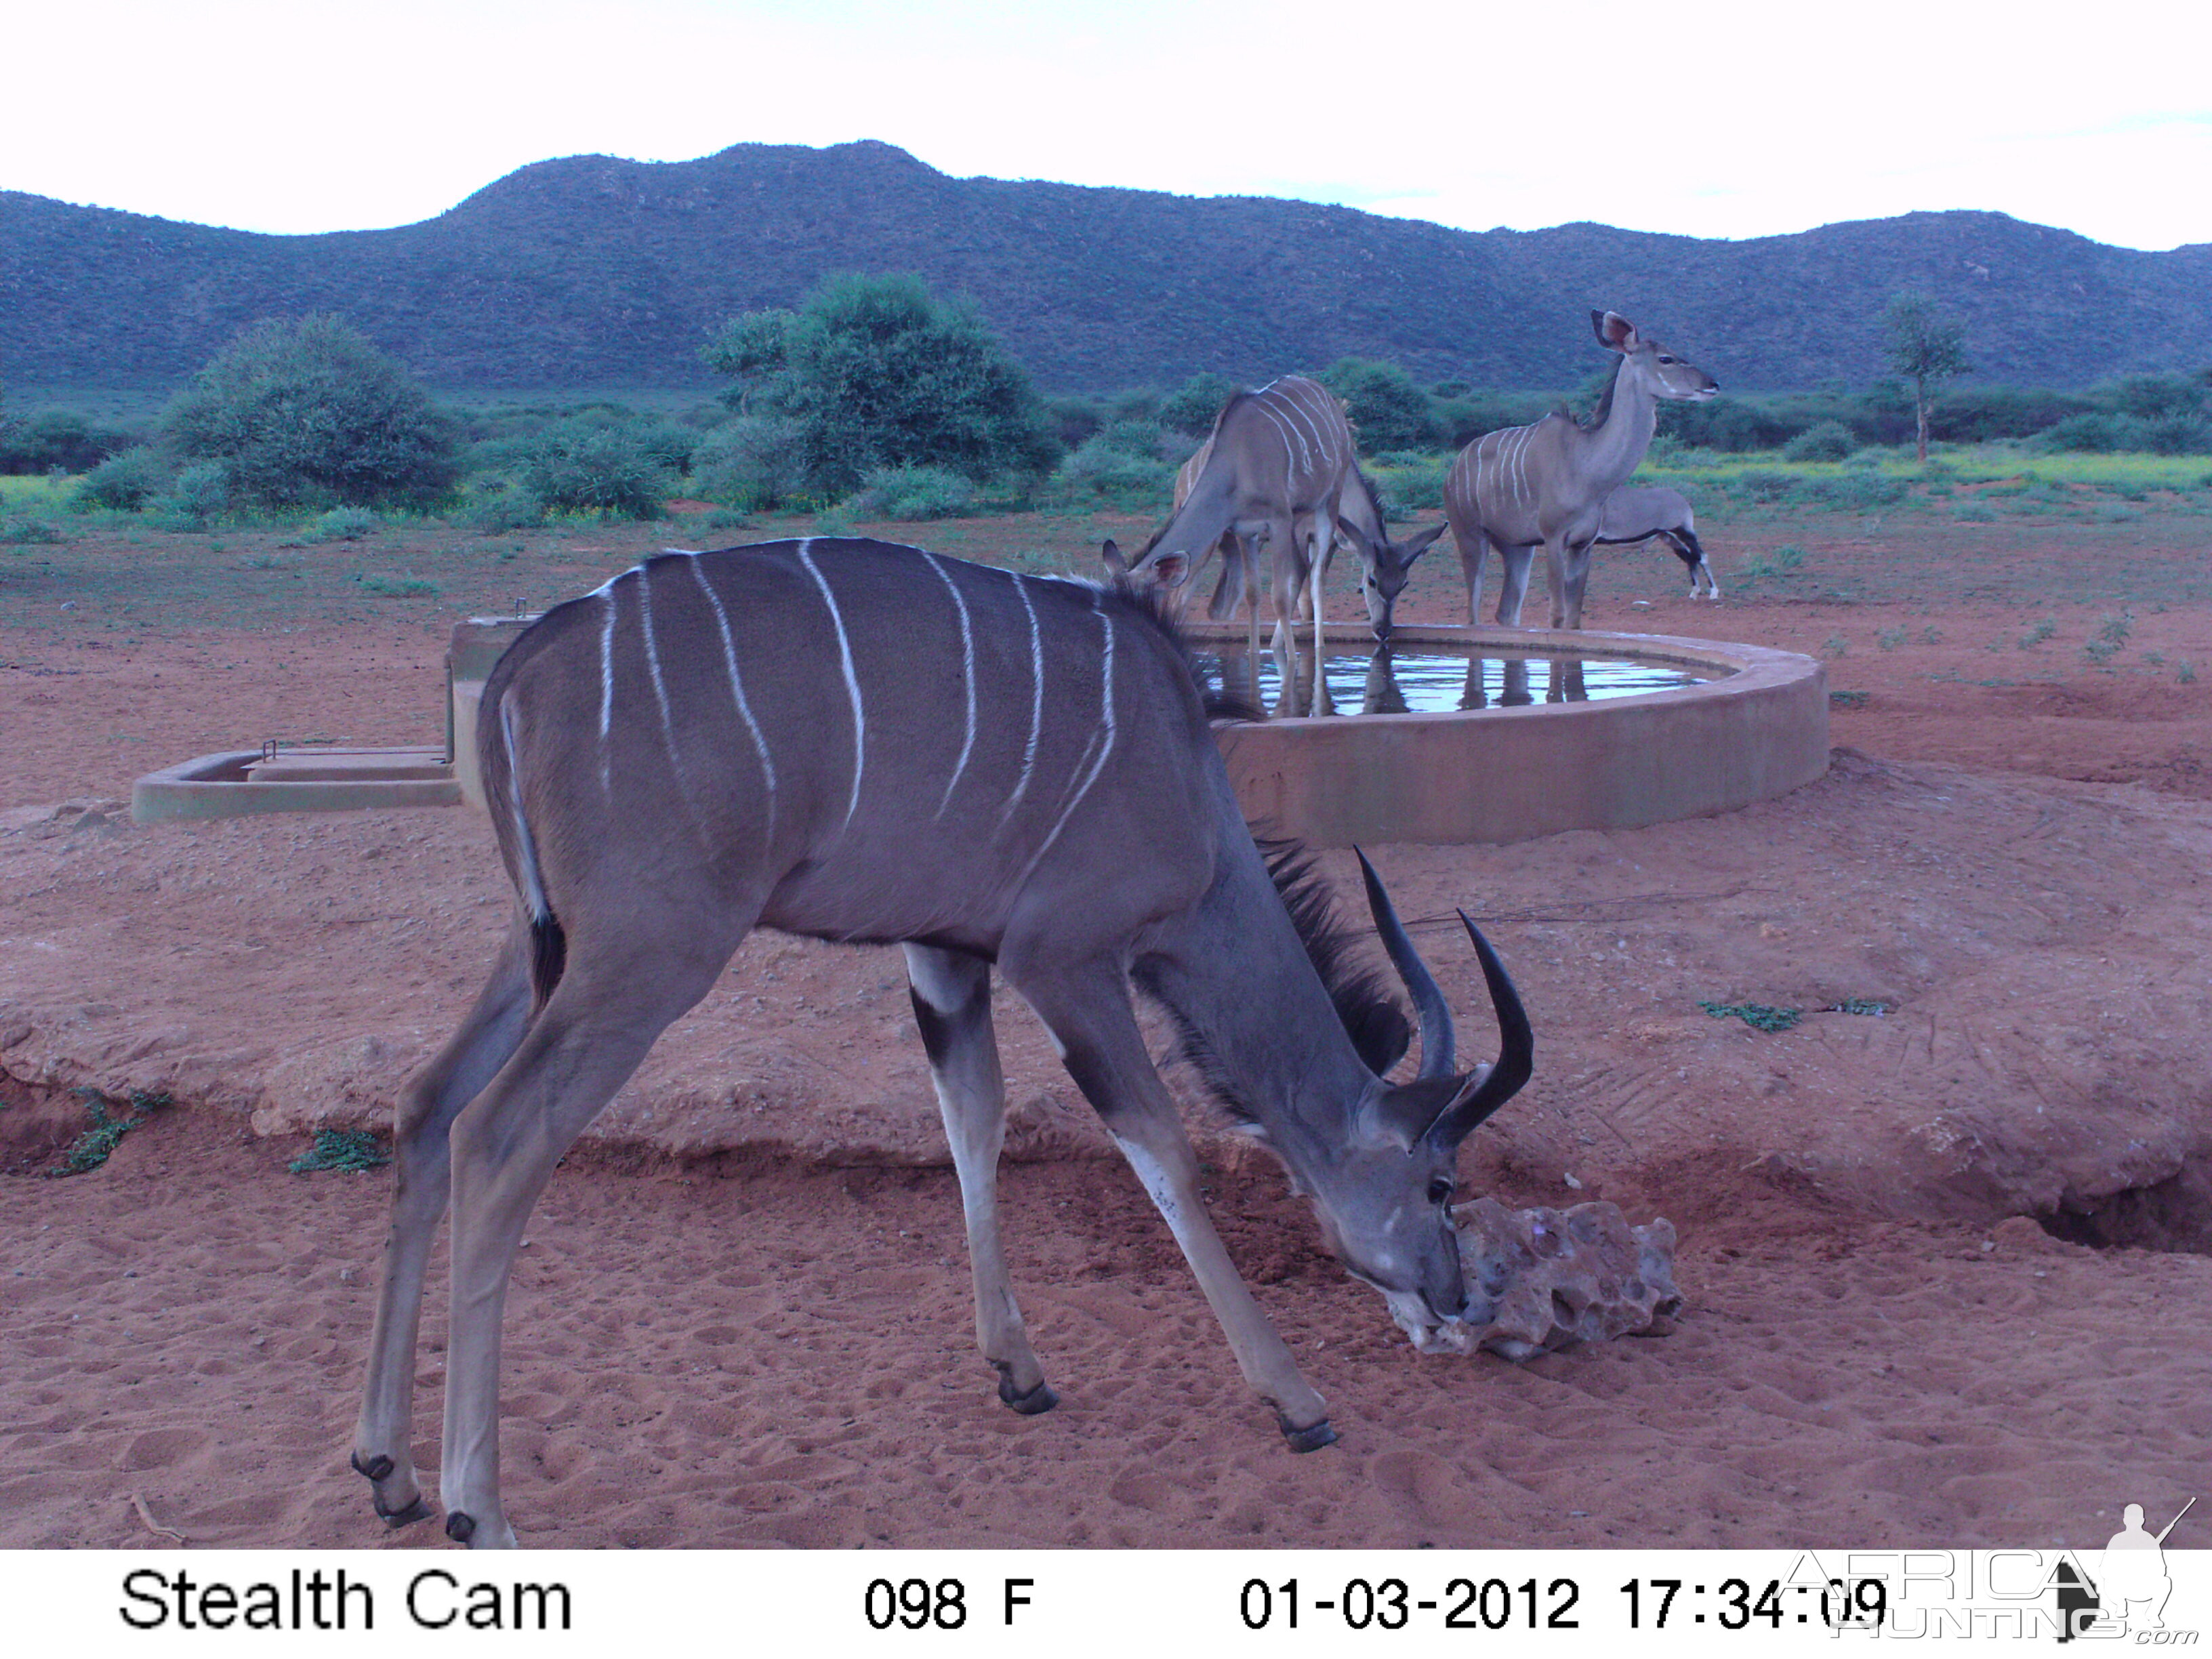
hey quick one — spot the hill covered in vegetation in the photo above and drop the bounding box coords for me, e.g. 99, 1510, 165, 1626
5, 140, 2209, 394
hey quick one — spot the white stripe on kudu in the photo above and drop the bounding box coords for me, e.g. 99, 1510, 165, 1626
795, 540, 866, 827
920, 551, 978, 817
1003, 571, 1045, 818
683, 555, 777, 837
1022, 591, 1119, 882
633, 568, 678, 769
596, 586, 617, 790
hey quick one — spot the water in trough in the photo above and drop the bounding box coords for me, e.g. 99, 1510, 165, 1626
1192, 645, 1716, 718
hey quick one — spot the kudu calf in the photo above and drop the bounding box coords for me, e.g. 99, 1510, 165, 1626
1596, 485, 1719, 600
1446, 311, 1717, 629
350, 538, 1530, 1548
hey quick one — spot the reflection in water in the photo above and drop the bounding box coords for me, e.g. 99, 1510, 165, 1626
1363, 649, 1410, 716
1197, 646, 1706, 717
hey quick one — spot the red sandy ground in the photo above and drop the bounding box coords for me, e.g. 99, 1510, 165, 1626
2, 506, 2208, 1550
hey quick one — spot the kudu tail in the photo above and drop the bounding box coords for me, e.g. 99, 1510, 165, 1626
478, 669, 567, 1012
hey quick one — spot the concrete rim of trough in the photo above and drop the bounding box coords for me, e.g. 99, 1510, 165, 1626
1190, 621, 1830, 846
133, 749, 461, 823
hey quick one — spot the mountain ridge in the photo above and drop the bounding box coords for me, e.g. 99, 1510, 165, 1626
5, 140, 2206, 394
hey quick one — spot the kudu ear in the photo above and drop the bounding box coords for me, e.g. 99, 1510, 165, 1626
1358, 1074, 1470, 1153
1592, 309, 1639, 352
1101, 539, 1129, 576
1151, 550, 1191, 589
1399, 523, 1448, 562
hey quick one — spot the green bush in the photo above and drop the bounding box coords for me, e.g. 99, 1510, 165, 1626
150, 462, 231, 529
1366, 455, 1447, 516
1039, 433, 1175, 512
849, 464, 975, 520
1317, 359, 1440, 450
73, 447, 167, 511
460, 483, 546, 533
1802, 472, 1906, 510
1, 516, 63, 544
1155, 372, 1239, 438
309, 505, 380, 541
703, 272, 1059, 493
163, 315, 459, 509
518, 418, 670, 518
1782, 420, 1856, 462
0, 409, 139, 474
691, 415, 812, 510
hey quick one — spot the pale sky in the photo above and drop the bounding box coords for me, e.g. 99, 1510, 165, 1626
7, 0, 2206, 250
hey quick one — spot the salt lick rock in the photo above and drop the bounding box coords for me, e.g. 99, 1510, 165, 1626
1416, 1197, 1683, 1360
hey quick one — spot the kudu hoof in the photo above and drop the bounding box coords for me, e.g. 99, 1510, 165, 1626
352, 1450, 436, 1527
445, 1511, 477, 1545
996, 1372, 1059, 1416
1278, 1415, 1339, 1454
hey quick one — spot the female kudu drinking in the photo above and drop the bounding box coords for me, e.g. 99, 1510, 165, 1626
350, 538, 1530, 1548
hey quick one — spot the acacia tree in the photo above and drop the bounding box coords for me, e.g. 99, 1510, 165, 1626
1882, 291, 1970, 463
701, 273, 1057, 492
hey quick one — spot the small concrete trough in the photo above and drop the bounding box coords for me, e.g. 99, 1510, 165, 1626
131, 745, 459, 823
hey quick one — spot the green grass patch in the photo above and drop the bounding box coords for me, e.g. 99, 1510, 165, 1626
1824, 998, 1891, 1017
289, 1128, 391, 1174
1828, 689, 1868, 708
47, 1088, 172, 1176
1698, 1000, 1801, 1033
354, 573, 440, 597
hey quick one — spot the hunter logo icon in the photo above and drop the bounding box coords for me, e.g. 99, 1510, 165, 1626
2057, 1496, 2196, 1640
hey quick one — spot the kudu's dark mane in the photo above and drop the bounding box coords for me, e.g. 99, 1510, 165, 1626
1260, 840, 1413, 1079
1135, 838, 1413, 1127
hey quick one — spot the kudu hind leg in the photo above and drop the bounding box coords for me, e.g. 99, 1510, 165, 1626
903, 945, 1054, 1414
1012, 964, 1334, 1449
438, 929, 746, 1547
352, 916, 535, 1528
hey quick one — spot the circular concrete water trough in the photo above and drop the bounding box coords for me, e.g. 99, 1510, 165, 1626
1191, 621, 1829, 847
445, 615, 1827, 847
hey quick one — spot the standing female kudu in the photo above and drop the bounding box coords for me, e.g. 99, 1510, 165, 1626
350, 538, 1530, 1548
1446, 311, 1718, 629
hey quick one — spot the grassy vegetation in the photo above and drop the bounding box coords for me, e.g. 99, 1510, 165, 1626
47, 1088, 172, 1177
288, 1128, 391, 1174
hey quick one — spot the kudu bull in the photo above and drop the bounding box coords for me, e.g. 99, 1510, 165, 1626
1595, 485, 1719, 600
1446, 311, 1717, 630
350, 538, 1530, 1548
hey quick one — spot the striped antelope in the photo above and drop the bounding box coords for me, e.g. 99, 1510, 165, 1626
1595, 485, 1719, 600
349, 537, 1532, 1549
1151, 447, 1446, 651
1107, 375, 1357, 714
1446, 312, 1718, 629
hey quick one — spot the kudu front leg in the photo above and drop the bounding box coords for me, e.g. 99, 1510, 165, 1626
1551, 536, 1595, 630
903, 943, 1054, 1414
1494, 544, 1538, 628
1014, 968, 1335, 1450
352, 918, 534, 1530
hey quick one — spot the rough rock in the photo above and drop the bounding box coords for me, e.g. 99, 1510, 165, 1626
1425, 1197, 1682, 1361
